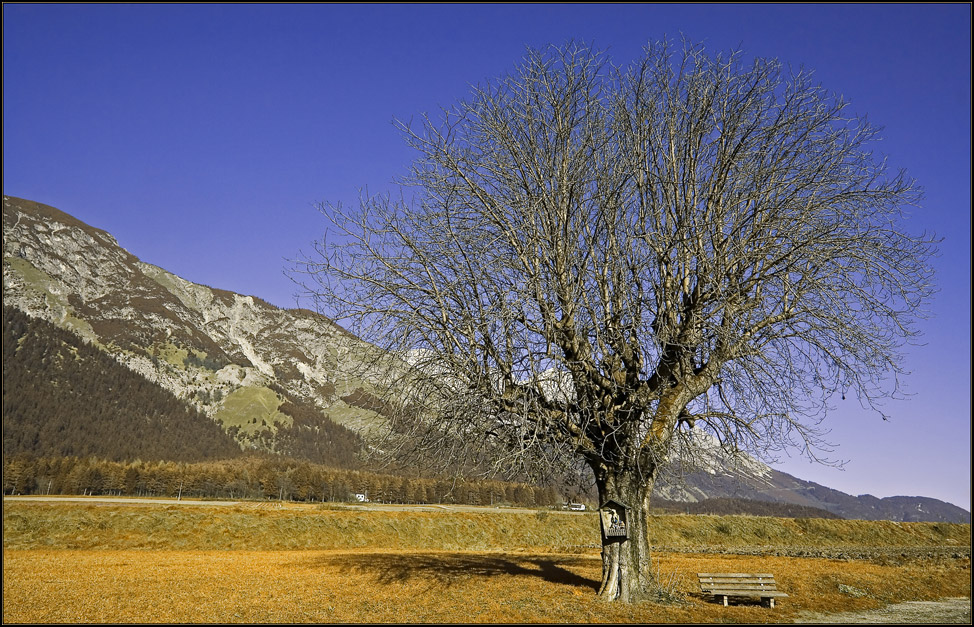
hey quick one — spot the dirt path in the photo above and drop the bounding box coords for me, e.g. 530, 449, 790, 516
794, 597, 971, 624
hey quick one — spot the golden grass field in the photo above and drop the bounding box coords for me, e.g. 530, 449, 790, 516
3, 498, 970, 623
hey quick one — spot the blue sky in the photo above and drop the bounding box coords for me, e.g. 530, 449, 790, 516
4, 3, 970, 511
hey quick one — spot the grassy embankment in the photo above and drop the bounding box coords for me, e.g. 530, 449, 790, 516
3, 498, 970, 623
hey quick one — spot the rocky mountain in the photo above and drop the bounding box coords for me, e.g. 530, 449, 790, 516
3, 195, 969, 523
2, 196, 397, 456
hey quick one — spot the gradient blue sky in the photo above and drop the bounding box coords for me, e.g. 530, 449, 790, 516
4, 3, 970, 511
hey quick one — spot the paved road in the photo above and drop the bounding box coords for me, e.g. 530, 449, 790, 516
2, 494, 578, 515
4, 495, 242, 507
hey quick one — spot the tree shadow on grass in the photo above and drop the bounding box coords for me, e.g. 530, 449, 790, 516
304, 552, 600, 591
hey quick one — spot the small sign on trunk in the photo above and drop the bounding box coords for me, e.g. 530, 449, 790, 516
599, 499, 629, 541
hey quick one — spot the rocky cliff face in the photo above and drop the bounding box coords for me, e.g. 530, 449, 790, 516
2, 195, 393, 448
3, 195, 969, 523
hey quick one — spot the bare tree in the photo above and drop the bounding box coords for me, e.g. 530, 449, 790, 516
292, 41, 937, 601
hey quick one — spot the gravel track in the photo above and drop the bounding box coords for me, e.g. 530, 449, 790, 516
794, 597, 971, 624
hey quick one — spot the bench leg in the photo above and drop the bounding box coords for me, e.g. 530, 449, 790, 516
769, 598, 775, 609
722, 596, 728, 607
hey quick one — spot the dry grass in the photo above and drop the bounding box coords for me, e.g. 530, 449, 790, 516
3, 499, 970, 623
5, 500, 968, 552
4, 549, 969, 623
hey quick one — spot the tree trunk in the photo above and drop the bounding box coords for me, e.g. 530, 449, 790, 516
594, 467, 656, 602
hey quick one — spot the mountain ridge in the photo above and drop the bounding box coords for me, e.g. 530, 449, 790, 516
3, 194, 969, 523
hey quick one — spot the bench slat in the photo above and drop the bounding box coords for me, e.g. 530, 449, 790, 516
703, 589, 790, 596
700, 577, 775, 587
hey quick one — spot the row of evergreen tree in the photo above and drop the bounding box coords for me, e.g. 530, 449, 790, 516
2, 454, 563, 507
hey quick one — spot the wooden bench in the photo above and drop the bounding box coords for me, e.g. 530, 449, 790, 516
697, 573, 789, 608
